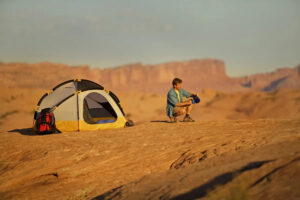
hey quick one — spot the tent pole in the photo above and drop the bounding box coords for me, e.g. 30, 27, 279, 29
77, 93, 80, 132
75, 81, 80, 132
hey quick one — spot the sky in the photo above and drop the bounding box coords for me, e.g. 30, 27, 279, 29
0, 0, 299, 77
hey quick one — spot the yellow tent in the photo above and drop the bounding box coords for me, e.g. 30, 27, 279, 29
33, 79, 126, 132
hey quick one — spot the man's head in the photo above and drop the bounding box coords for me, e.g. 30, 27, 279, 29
172, 78, 182, 90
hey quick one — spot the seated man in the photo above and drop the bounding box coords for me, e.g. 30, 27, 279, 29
166, 78, 197, 122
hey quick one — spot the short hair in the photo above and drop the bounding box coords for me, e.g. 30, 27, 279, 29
172, 78, 182, 86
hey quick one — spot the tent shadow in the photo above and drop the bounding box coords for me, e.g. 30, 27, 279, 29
9, 128, 62, 136
9, 128, 38, 136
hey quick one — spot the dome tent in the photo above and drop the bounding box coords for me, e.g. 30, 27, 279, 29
33, 79, 126, 132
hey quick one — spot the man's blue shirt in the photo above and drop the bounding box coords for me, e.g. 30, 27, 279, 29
166, 88, 190, 117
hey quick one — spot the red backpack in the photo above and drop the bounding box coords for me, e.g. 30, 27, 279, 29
36, 108, 57, 134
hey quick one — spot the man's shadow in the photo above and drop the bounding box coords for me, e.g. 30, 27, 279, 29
150, 120, 171, 123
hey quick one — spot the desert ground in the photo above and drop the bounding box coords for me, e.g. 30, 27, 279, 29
0, 85, 299, 200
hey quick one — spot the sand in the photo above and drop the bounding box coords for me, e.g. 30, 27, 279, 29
0, 87, 299, 200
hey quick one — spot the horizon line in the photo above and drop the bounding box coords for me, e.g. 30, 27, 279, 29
0, 58, 299, 78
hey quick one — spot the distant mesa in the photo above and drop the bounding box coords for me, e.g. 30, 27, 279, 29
0, 59, 299, 93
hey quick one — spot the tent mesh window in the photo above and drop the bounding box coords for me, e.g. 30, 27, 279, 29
83, 92, 117, 124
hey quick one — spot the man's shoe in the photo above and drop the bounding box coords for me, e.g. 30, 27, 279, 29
182, 116, 195, 122
170, 117, 177, 123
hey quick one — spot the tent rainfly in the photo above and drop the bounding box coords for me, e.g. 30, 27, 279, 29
33, 79, 126, 132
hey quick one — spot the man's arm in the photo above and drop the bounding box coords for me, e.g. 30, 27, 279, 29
176, 101, 192, 107
174, 89, 192, 106
168, 92, 191, 107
